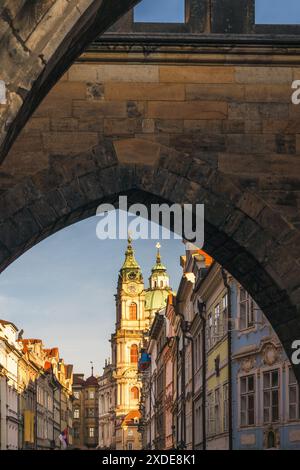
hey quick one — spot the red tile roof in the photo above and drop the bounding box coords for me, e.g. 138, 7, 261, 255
122, 410, 141, 426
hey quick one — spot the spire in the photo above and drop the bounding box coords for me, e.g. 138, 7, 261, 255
156, 242, 161, 264
90, 361, 94, 377
151, 242, 167, 273
122, 235, 140, 270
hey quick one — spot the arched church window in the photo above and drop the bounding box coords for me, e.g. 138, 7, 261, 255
130, 344, 139, 363
129, 302, 137, 320
131, 386, 139, 401
160, 281, 164, 287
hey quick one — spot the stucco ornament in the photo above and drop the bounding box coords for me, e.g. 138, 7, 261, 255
263, 344, 279, 366
241, 357, 255, 373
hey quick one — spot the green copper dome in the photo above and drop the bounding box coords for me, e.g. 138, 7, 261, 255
145, 288, 169, 313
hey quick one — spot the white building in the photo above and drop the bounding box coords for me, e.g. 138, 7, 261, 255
0, 320, 22, 450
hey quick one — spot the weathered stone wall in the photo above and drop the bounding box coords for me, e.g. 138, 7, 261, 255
0, 0, 141, 163
1, 44, 300, 380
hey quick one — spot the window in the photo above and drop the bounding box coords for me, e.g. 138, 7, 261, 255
134, 0, 185, 24
87, 408, 95, 417
74, 391, 80, 400
207, 392, 215, 436
130, 344, 139, 364
74, 427, 80, 439
194, 332, 202, 371
48, 394, 53, 411
128, 443, 133, 450
129, 303, 137, 321
214, 304, 221, 338
207, 313, 213, 349
223, 383, 229, 432
89, 427, 95, 438
74, 408, 80, 419
239, 287, 255, 330
263, 370, 279, 424
288, 368, 300, 420
194, 398, 203, 446
131, 387, 139, 401
222, 294, 228, 333
214, 388, 221, 435
89, 391, 95, 400
240, 375, 255, 426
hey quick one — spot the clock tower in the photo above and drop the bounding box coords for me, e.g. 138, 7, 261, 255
100, 238, 172, 450
111, 237, 146, 449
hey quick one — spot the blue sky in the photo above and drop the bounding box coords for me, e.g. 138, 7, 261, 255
0, 214, 184, 376
256, 0, 300, 24
134, 0, 300, 25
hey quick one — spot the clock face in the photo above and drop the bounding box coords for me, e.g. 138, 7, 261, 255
128, 271, 137, 280
128, 284, 137, 294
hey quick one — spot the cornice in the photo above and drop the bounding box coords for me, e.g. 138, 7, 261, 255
79, 34, 300, 66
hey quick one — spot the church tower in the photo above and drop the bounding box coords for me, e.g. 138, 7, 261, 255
100, 239, 172, 450
145, 243, 172, 322
111, 237, 146, 449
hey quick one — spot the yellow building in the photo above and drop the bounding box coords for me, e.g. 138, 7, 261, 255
196, 262, 230, 450
99, 238, 171, 450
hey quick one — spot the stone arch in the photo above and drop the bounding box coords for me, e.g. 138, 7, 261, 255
0, 0, 140, 163
1, 34, 300, 383
0, 139, 299, 381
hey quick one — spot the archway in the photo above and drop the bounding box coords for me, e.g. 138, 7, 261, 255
0, 144, 299, 381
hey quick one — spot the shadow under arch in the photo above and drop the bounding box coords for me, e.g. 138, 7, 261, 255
0, 139, 299, 382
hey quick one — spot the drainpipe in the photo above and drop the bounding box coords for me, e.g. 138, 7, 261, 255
184, 333, 194, 449
181, 342, 185, 448
199, 307, 206, 451
221, 269, 233, 451
177, 314, 187, 449
149, 373, 152, 449
176, 336, 180, 448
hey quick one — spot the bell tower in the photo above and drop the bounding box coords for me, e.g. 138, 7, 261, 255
112, 237, 146, 426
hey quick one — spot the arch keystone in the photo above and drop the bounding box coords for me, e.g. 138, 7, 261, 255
113, 138, 161, 166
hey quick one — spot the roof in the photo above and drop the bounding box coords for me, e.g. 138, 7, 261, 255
44, 347, 59, 358
73, 374, 85, 386
145, 288, 169, 312
20, 338, 42, 344
85, 375, 98, 386
122, 410, 141, 426
44, 361, 52, 371
196, 250, 213, 267
121, 237, 140, 270
0, 319, 18, 331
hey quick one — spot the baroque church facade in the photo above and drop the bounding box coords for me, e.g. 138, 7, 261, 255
98, 238, 171, 450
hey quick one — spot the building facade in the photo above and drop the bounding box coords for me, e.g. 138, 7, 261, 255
231, 281, 300, 449
0, 321, 73, 450
72, 372, 99, 449
140, 246, 300, 450
98, 361, 115, 449
0, 320, 21, 450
